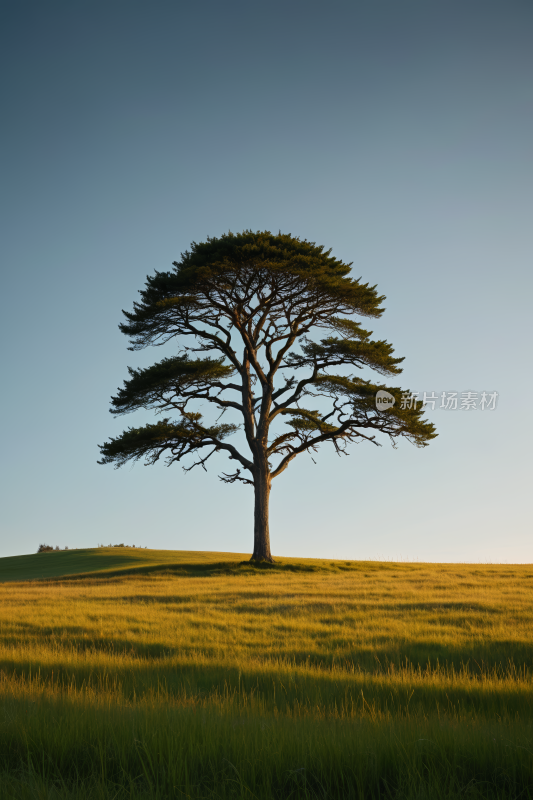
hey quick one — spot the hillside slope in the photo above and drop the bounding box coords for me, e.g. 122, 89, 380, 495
0, 547, 251, 582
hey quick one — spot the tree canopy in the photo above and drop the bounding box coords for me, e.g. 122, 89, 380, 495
99, 230, 437, 561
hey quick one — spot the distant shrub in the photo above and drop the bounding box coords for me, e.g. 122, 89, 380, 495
37, 544, 54, 553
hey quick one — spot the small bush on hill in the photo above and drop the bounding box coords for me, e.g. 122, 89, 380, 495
37, 544, 54, 553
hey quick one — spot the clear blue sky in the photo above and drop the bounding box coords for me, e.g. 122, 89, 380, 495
1, 0, 531, 562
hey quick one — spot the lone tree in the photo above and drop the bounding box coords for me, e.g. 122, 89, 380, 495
99, 231, 436, 562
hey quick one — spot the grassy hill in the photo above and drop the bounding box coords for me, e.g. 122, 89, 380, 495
1, 550, 533, 798
0, 547, 252, 582
0, 546, 402, 583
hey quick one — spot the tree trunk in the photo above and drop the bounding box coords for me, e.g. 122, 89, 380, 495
251, 458, 273, 562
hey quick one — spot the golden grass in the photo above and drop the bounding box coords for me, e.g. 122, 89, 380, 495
1, 549, 533, 798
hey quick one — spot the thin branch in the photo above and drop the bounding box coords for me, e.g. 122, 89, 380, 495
219, 469, 254, 486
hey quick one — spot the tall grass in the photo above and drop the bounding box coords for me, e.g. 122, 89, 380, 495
1, 551, 532, 798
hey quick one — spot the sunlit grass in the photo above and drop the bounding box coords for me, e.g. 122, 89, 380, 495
1, 549, 532, 798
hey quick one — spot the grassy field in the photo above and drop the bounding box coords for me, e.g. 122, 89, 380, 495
1, 548, 532, 799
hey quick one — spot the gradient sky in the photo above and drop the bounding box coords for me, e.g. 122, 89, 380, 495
1, 0, 532, 562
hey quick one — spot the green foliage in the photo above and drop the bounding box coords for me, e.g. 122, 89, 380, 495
109, 355, 235, 415
100, 231, 436, 478
98, 415, 238, 469
119, 231, 385, 350
285, 332, 404, 375
313, 374, 437, 447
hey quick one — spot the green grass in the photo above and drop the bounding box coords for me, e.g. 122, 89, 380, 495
1, 548, 533, 799
0, 546, 366, 582
0, 547, 252, 582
